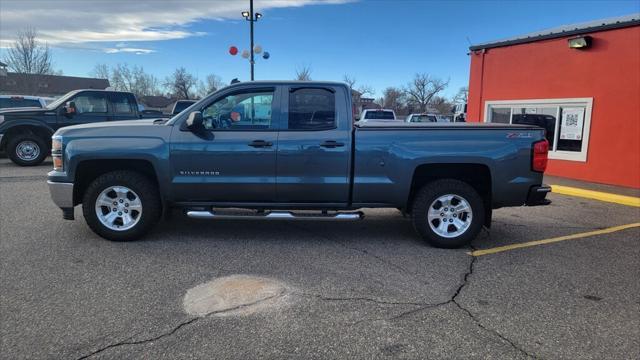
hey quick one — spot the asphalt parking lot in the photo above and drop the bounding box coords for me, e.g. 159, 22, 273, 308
1, 158, 639, 359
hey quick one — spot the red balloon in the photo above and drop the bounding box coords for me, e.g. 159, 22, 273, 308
229, 46, 238, 56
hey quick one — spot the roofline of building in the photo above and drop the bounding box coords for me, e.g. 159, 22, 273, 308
470, 14, 640, 51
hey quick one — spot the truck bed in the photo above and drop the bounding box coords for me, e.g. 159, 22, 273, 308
352, 123, 546, 208
355, 121, 542, 130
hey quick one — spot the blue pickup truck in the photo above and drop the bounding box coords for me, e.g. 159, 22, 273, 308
47, 81, 550, 248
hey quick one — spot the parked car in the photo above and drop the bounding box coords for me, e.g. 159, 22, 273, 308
0, 89, 163, 166
406, 113, 438, 123
47, 81, 550, 248
359, 109, 396, 122
171, 100, 197, 115
0, 95, 49, 109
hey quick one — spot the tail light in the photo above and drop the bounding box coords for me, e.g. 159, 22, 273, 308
532, 139, 549, 172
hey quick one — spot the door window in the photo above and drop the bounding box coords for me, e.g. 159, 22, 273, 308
111, 93, 135, 114
73, 93, 107, 114
288, 88, 335, 130
201, 90, 273, 130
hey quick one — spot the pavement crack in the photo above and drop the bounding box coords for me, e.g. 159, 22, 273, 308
339, 243, 416, 277
75, 317, 199, 360
450, 244, 536, 359
76, 292, 286, 359
292, 291, 429, 307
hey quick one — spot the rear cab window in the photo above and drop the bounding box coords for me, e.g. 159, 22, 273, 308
365, 110, 394, 120
111, 93, 136, 114
288, 88, 336, 130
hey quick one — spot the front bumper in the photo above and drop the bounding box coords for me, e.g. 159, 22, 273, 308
47, 181, 75, 219
526, 184, 552, 206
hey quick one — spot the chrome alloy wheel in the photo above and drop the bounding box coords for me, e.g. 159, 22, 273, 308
15, 141, 40, 161
427, 194, 473, 238
95, 186, 143, 231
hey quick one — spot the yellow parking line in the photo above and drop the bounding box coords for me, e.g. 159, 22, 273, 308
551, 184, 640, 207
470, 222, 640, 257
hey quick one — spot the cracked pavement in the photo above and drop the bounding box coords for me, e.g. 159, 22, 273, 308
1, 159, 639, 359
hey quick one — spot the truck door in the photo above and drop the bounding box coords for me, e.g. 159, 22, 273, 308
169, 87, 279, 202
276, 86, 352, 204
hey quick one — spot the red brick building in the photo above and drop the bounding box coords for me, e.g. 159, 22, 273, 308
467, 14, 640, 189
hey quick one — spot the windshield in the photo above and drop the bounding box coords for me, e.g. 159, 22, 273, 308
46, 90, 78, 110
364, 111, 395, 120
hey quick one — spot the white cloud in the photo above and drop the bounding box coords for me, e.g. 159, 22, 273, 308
104, 47, 156, 55
0, 0, 353, 47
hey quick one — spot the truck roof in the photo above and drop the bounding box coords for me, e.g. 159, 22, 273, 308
221, 80, 349, 90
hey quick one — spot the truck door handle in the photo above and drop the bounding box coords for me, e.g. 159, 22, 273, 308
248, 140, 273, 147
320, 140, 344, 148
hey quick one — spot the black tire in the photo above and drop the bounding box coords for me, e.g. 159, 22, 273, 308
411, 179, 485, 249
82, 171, 161, 241
7, 134, 48, 166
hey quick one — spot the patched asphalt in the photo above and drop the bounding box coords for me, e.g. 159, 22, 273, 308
1, 158, 638, 359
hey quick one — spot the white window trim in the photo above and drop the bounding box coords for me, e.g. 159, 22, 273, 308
484, 98, 593, 162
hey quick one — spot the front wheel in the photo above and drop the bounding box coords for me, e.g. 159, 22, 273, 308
82, 171, 161, 241
7, 135, 48, 166
411, 179, 485, 248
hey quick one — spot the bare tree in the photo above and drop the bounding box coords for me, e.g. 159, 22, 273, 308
198, 74, 224, 97
454, 86, 469, 104
404, 73, 449, 113
165, 67, 197, 99
95, 63, 160, 97
382, 87, 405, 113
91, 64, 110, 80
295, 65, 312, 81
2, 28, 54, 75
430, 96, 454, 114
343, 74, 357, 89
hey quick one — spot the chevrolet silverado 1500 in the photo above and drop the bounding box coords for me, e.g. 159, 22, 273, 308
47, 81, 550, 248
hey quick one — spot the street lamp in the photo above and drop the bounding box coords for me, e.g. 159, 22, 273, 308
241, 0, 262, 80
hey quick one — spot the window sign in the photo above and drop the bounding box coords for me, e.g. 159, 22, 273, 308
559, 107, 584, 140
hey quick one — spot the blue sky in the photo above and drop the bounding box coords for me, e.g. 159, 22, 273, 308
1, 0, 639, 98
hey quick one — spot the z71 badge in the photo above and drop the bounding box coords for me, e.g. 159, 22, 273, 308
506, 132, 534, 139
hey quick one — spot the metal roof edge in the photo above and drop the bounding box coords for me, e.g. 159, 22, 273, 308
470, 15, 640, 51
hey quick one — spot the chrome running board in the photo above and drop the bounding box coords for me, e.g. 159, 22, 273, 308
186, 210, 364, 221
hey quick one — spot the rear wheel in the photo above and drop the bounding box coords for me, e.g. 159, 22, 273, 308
7, 134, 48, 166
82, 171, 161, 241
412, 179, 484, 248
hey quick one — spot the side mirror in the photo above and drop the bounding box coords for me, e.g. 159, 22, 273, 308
64, 101, 76, 116
186, 111, 204, 130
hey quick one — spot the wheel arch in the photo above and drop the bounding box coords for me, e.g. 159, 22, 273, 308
72, 159, 163, 208
407, 163, 493, 227
0, 123, 54, 151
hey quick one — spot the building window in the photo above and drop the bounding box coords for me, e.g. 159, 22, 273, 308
484, 98, 593, 162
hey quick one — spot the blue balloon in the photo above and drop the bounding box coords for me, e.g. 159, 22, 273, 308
262, 51, 270, 60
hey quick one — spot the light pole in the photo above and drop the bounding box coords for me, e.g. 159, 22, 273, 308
242, 0, 262, 81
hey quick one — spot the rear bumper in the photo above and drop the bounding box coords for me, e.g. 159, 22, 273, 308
526, 184, 552, 206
